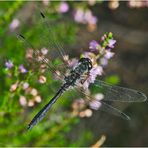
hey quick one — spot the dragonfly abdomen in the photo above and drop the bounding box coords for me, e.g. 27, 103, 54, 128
27, 83, 68, 130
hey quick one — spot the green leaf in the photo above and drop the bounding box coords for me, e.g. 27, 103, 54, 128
105, 75, 120, 85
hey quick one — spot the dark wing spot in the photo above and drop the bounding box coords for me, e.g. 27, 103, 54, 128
137, 91, 142, 95
40, 12, 45, 18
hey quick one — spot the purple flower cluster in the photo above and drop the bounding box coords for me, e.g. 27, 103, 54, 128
89, 40, 100, 51
74, 9, 97, 25
128, 0, 148, 8
83, 65, 103, 89
5, 60, 28, 74
9, 18, 20, 31
82, 32, 116, 89
71, 32, 116, 116
5, 60, 13, 69
58, 2, 69, 13
41, 1, 98, 31
19, 65, 27, 73
4, 59, 42, 107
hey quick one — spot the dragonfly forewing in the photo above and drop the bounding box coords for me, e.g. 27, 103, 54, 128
92, 80, 147, 102
38, 11, 71, 68
17, 34, 66, 81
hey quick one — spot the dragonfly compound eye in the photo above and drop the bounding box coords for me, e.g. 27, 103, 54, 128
79, 58, 93, 71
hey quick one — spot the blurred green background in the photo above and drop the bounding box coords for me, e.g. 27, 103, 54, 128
0, 1, 148, 147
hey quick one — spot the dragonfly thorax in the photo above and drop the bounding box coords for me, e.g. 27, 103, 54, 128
64, 58, 92, 87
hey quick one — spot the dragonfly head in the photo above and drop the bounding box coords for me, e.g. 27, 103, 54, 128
79, 58, 92, 71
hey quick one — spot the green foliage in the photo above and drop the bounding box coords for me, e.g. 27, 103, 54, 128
70, 130, 93, 146
105, 75, 120, 85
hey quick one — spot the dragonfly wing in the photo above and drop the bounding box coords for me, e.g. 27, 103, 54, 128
97, 101, 130, 120
17, 34, 64, 80
38, 11, 71, 69
17, 11, 72, 77
92, 80, 147, 102
75, 86, 130, 120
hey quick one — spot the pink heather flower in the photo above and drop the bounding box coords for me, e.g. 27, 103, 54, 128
88, 0, 96, 6
84, 10, 97, 25
41, 48, 48, 55
101, 34, 107, 42
128, 0, 148, 8
10, 82, 18, 92
89, 16, 97, 25
100, 58, 108, 66
5, 60, 13, 69
9, 19, 20, 31
19, 65, 27, 73
74, 8, 97, 25
90, 66, 103, 76
19, 96, 27, 107
89, 100, 102, 110
35, 95, 42, 103
58, 2, 69, 13
94, 93, 104, 101
28, 100, 35, 107
84, 10, 92, 22
104, 50, 114, 59
38, 75, 47, 84
83, 52, 91, 59
72, 98, 86, 111
89, 40, 99, 51
68, 58, 79, 68
74, 9, 85, 24
23, 82, 29, 90
83, 81, 90, 89
26, 48, 33, 59
108, 39, 116, 48
30, 88, 38, 96
79, 109, 93, 118
42, 0, 49, 6
83, 66, 103, 89
84, 109, 93, 117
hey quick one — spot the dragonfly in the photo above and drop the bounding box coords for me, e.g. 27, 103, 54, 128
18, 11, 147, 130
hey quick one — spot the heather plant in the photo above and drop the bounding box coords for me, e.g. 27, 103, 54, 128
0, 1, 147, 147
